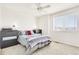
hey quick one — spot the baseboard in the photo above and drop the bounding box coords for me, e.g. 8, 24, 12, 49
53, 41, 79, 48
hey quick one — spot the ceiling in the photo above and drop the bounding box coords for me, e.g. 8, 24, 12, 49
0, 3, 79, 17
33, 3, 79, 16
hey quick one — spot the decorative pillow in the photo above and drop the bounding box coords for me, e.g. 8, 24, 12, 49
25, 30, 32, 35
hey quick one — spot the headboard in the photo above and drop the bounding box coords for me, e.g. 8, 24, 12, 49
0, 28, 20, 48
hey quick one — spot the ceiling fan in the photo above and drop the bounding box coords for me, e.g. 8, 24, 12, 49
36, 3, 51, 10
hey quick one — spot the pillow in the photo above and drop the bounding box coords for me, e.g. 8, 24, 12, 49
29, 34, 41, 38
25, 30, 32, 35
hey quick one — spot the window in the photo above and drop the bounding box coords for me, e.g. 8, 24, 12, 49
53, 14, 77, 31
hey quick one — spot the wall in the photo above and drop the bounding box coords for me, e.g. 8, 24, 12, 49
0, 4, 36, 30
52, 32, 79, 47
36, 15, 53, 37
0, 5, 2, 30
36, 15, 49, 35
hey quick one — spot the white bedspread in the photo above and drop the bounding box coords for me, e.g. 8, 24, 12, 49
18, 34, 51, 48
28, 35, 50, 48
18, 34, 51, 54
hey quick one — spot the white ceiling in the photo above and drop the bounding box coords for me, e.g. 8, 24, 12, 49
1, 3, 79, 17
32, 3, 79, 16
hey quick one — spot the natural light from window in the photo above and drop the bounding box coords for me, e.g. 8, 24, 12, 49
53, 14, 78, 31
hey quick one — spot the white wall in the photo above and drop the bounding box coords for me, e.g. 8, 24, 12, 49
36, 15, 49, 35
52, 32, 79, 47
0, 4, 36, 30
36, 15, 53, 37
0, 5, 2, 29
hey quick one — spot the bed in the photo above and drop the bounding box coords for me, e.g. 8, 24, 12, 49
18, 33, 51, 54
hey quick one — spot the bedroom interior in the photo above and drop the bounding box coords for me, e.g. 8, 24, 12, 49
0, 3, 79, 55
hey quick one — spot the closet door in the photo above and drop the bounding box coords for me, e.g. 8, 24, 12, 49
36, 15, 49, 35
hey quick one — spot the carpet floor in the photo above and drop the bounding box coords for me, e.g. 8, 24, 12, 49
1, 42, 79, 55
